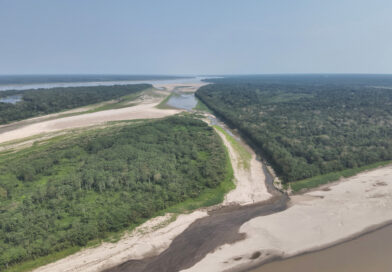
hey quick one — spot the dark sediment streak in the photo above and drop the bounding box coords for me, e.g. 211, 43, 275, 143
105, 167, 288, 272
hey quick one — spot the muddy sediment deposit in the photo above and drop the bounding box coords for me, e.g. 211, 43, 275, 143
106, 195, 288, 272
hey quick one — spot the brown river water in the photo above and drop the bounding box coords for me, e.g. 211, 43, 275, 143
250, 224, 392, 272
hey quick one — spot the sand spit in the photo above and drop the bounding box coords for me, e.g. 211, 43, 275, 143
182, 165, 392, 272
154, 82, 208, 93
0, 102, 180, 144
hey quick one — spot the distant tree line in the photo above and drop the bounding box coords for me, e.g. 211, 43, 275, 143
196, 76, 392, 182
0, 116, 228, 269
0, 84, 151, 124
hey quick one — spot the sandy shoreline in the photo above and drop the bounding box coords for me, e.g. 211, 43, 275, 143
243, 220, 392, 272
182, 165, 392, 272
246, 222, 392, 272
0, 102, 180, 144
33, 211, 209, 272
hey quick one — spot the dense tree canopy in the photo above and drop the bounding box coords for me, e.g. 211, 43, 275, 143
0, 116, 229, 269
0, 84, 151, 124
197, 76, 392, 182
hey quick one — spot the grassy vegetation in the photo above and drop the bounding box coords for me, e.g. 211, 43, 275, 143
83, 90, 142, 112
194, 98, 212, 113
85, 87, 168, 113
155, 92, 175, 109
4, 246, 82, 272
47, 87, 163, 119
290, 160, 392, 192
213, 125, 251, 169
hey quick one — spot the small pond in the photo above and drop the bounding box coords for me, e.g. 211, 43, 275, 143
166, 93, 197, 111
0, 95, 22, 104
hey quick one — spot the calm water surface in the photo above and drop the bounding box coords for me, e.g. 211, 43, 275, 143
166, 93, 197, 111
250, 224, 392, 272
0, 95, 22, 104
0, 76, 213, 91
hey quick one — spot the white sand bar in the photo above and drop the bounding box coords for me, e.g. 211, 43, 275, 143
0, 101, 179, 144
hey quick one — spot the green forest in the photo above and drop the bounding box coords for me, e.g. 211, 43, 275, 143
0, 116, 230, 269
197, 75, 392, 183
0, 84, 150, 124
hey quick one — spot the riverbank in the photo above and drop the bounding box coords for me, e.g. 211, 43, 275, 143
182, 164, 392, 272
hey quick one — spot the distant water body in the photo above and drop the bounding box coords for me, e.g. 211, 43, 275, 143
166, 93, 198, 111
0, 95, 22, 104
0, 75, 210, 91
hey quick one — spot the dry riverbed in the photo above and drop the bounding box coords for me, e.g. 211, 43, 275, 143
215, 128, 270, 206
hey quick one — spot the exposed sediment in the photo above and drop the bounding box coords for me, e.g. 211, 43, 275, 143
183, 165, 392, 272
105, 194, 288, 272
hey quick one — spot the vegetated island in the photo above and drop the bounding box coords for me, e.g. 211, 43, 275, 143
196, 74, 392, 191
0, 84, 152, 124
0, 115, 233, 270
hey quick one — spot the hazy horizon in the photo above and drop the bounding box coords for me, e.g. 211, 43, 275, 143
1, 73, 392, 76
1, 0, 391, 74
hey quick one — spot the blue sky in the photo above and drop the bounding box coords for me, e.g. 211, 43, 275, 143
0, 0, 391, 74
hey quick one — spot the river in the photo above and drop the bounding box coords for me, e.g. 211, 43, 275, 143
250, 224, 392, 272
0, 76, 211, 91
